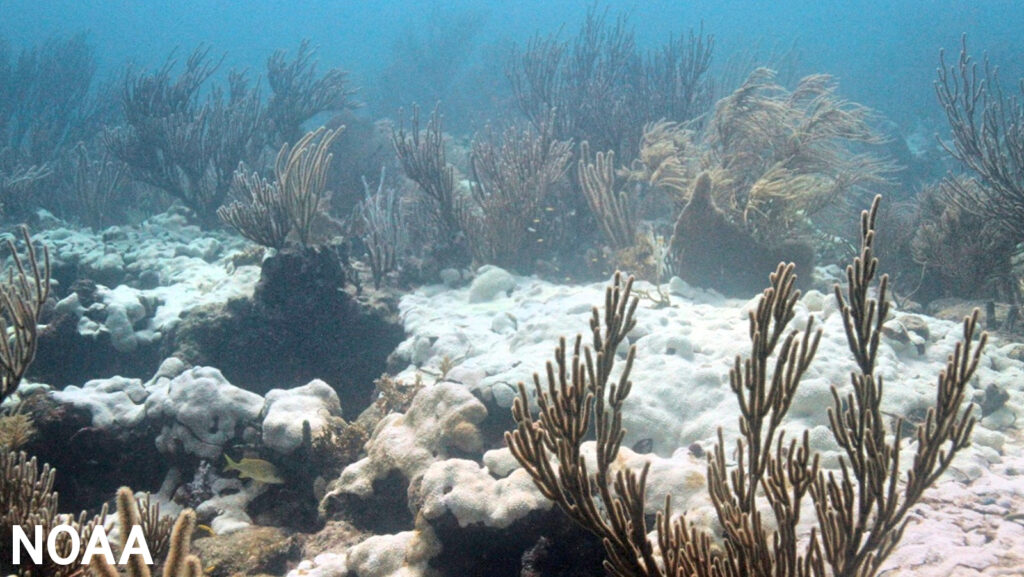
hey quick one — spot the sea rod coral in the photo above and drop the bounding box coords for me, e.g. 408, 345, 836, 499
0, 226, 50, 405
507, 196, 986, 576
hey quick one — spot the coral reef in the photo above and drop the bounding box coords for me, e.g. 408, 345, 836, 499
6, 10, 1024, 577
169, 243, 402, 412
29, 212, 255, 387
508, 198, 987, 576
35, 356, 349, 533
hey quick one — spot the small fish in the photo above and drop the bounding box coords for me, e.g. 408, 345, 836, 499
632, 438, 654, 454
688, 442, 705, 459
224, 454, 285, 484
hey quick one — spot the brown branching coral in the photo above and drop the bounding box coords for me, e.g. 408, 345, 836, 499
89, 487, 203, 577
277, 126, 343, 247
933, 36, 1024, 308
373, 373, 425, 415
936, 36, 1024, 246
507, 7, 639, 158
1, 451, 107, 577
218, 164, 291, 250
642, 28, 715, 129
508, 197, 986, 577
634, 70, 892, 253
704, 261, 822, 567
506, 272, 655, 577
459, 122, 572, 271
615, 231, 669, 284
218, 126, 342, 249
576, 132, 692, 283
621, 73, 891, 292
0, 227, 50, 405
819, 197, 985, 576
133, 491, 177, 564
266, 39, 356, 146
391, 104, 460, 243
713, 39, 802, 102
911, 176, 1018, 300
355, 167, 405, 290
623, 120, 697, 194
0, 406, 36, 450
703, 69, 894, 244
578, 141, 636, 252
106, 47, 264, 226
311, 415, 369, 476
507, 6, 713, 161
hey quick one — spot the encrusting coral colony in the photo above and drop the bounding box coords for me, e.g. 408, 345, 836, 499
2, 5, 1024, 577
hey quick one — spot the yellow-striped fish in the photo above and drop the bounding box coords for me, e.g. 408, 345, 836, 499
224, 455, 285, 484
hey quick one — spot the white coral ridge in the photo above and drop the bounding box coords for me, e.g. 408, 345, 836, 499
42, 209, 260, 352
263, 379, 342, 453
344, 529, 441, 577
52, 358, 343, 461
393, 270, 1020, 464
384, 269, 1024, 575
286, 527, 442, 577
329, 382, 487, 498
145, 365, 263, 459
417, 458, 551, 528
468, 265, 516, 303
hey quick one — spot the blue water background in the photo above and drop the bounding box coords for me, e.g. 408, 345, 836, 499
1, 0, 1021, 128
